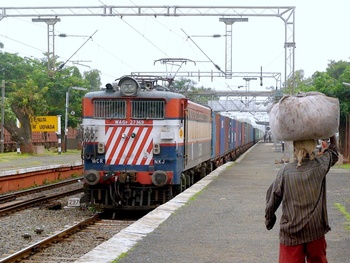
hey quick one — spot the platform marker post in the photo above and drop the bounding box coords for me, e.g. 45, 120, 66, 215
57, 115, 61, 154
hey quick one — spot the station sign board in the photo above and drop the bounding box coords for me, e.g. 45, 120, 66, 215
30, 116, 58, 132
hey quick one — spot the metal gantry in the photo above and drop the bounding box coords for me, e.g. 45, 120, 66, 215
183, 89, 275, 113
0, 5, 296, 89
32, 17, 61, 75
131, 70, 280, 114
131, 70, 282, 88
219, 18, 248, 79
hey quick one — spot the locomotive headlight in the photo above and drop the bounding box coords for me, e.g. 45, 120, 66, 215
84, 170, 100, 185
118, 76, 140, 96
151, 170, 168, 187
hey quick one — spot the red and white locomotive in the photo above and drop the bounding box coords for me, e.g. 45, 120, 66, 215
80, 75, 262, 210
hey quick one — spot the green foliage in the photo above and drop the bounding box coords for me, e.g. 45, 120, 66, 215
282, 60, 350, 153
0, 51, 101, 149
84, 69, 102, 91
284, 60, 350, 120
169, 78, 196, 93
170, 77, 218, 105
283, 70, 313, 94
9, 79, 48, 116
327, 60, 350, 79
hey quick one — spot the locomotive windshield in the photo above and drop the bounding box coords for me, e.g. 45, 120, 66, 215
93, 99, 126, 119
132, 100, 164, 119
92, 99, 165, 119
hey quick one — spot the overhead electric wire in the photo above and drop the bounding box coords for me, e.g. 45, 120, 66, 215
58, 30, 98, 70
100, 0, 168, 57
96, 0, 225, 88
0, 34, 44, 52
89, 39, 138, 71
118, 18, 169, 57
181, 28, 225, 76
96, 0, 229, 90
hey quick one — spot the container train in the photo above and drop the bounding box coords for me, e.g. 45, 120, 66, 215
80, 75, 263, 211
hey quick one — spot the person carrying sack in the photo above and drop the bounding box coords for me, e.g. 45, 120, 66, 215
265, 135, 338, 263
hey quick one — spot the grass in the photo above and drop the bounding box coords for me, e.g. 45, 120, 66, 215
334, 203, 350, 231
336, 163, 350, 170
0, 149, 81, 170
113, 252, 129, 262
188, 189, 204, 202
0, 149, 80, 160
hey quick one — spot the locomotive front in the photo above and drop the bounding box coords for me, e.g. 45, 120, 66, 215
80, 76, 187, 210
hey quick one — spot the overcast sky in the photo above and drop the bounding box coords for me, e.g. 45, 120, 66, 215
0, 0, 349, 93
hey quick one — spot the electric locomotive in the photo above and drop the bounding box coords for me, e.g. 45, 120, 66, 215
80, 75, 262, 211
80, 75, 213, 210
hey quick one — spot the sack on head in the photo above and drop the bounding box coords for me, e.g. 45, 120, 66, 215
268, 92, 339, 141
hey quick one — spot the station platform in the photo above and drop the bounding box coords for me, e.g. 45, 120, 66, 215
75, 142, 350, 263
0, 150, 82, 176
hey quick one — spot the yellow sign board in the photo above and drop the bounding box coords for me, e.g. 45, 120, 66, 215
30, 116, 58, 132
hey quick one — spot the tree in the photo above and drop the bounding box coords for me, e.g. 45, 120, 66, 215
169, 78, 196, 93
44, 65, 90, 130
7, 79, 48, 152
284, 60, 350, 155
282, 69, 314, 94
84, 69, 102, 91
0, 53, 49, 152
0, 51, 100, 153
170, 78, 219, 105
326, 60, 349, 79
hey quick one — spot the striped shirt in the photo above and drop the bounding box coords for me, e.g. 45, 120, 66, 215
265, 145, 338, 246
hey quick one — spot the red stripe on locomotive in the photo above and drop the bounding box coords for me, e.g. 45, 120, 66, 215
105, 122, 154, 166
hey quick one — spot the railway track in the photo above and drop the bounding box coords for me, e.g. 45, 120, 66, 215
0, 215, 136, 263
0, 194, 16, 204
0, 177, 84, 216
0, 187, 83, 217
0, 175, 142, 262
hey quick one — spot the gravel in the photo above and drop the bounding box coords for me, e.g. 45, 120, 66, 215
0, 193, 96, 259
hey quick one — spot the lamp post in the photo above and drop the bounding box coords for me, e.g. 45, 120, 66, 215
65, 87, 87, 152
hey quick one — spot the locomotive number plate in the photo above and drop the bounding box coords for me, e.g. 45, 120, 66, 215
113, 120, 145, 125
67, 197, 80, 207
